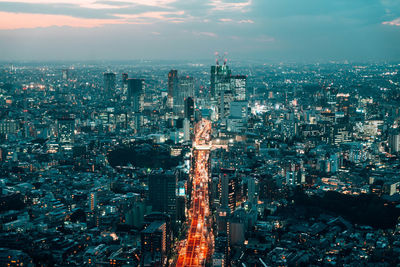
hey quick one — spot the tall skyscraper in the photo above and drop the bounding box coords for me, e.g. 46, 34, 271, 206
230, 75, 247, 101
389, 129, 400, 153
184, 97, 195, 122
127, 78, 144, 112
140, 221, 167, 266
211, 64, 233, 120
121, 73, 129, 96
211, 64, 231, 99
168, 70, 178, 108
247, 177, 257, 205
148, 171, 177, 221
104, 72, 116, 97
122, 73, 128, 85
174, 76, 195, 115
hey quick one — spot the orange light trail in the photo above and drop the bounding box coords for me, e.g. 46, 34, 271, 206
176, 119, 213, 267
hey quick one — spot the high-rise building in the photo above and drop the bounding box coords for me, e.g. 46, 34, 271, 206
140, 221, 167, 266
148, 171, 177, 221
89, 192, 97, 211
62, 69, 69, 80
57, 118, 75, 144
230, 75, 247, 101
229, 101, 248, 119
174, 76, 195, 115
122, 73, 128, 86
104, 72, 116, 97
211, 64, 232, 120
211, 65, 231, 99
216, 169, 236, 235
168, 70, 178, 108
183, 118, 190, 142
247, 177, 257, 205
0, 120, 18, 136
127, 78, 144, 112
227, 101, 248, 132
144, 212, 172, 256
389, 129, 400, 153
184, 97, 195, 122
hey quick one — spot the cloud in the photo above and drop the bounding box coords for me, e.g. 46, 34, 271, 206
0, 0, 399, 62
238, 19, 254, 23
256, 35, 275, 42
219, 18, 233, 22
192, 31, 218, 37
0, 11, 125, 29
208, 0, 252, 12
383, 17, 400, 26
0, 1, 119, 19
115, 10, 186, 24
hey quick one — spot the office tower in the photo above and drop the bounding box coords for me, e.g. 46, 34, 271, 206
389, 129, 400, 153
184, 97, 195, 122
144, 212, 172, 257
247, 177, 257, 205
127, 78, 144, 112
227, 101, 248, 132
140, 221, 167, 266
0, 120, 18, 136
168, 70, 178, 108
62, 69, 69, 80
229, 101, 248, 119
89, 192, 97, 211
174, 76, 195, 115
230, 75, 247, 101
103, 72, 116, 97
216, 171, 233, 234
121, 73, 128, 96
183, 118, 190, 142
217, 169, 238, 213
122, 73, 128, 85
148, 171, 177, 221
211, 64, 232, 120
214, 233, 230, 266
211, 64, 231, 99
57, 117, 75, 144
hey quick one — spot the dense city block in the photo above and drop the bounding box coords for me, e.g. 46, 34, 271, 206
0, 60, 400, 266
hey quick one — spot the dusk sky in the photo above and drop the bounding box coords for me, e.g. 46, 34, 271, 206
0, 0, 399, 62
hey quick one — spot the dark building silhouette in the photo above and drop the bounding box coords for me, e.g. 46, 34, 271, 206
103, 72, 116, 97
168, 70, 178, 108
144, 212, 172, 259
175, 76, 194, 115
148, 171, 177, 222
122, 73, 128, 85
127, 78, 144, 112
140, 221, 167, 266
184, 97, 194, 122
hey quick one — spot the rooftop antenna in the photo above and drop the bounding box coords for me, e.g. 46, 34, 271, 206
215, 52, 229, 66
223, 52, 228, 66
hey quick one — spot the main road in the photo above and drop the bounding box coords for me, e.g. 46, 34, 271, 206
176, 119, 213, 267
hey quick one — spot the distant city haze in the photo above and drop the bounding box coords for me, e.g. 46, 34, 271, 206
0, 0, 399, 62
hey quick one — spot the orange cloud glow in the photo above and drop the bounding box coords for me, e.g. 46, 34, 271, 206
383, 18, 400, 26
0, 11, 125, 29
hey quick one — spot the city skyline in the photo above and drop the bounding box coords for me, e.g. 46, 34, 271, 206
1, 1, 400, 266
0, 0, 399, 62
